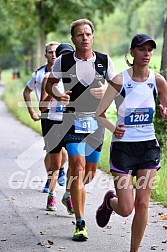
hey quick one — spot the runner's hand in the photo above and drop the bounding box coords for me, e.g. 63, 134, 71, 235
30, 111, 40, 121
159, 104, 167, 120
59, 91, 72, 105
113, 124, 125, 139
90, 81, 107, 99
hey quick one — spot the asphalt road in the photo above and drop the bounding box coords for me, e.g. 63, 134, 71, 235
0, 82, 167, 252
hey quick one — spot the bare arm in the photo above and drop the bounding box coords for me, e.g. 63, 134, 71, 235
23, 86, 40, 121
45, 72, 60, 98
39, 75, 52, 112
156, 73, 167, 119
45, 72, 71, 105
96, 73, 125, 138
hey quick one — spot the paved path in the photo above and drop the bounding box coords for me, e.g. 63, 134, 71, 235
0, 83, 166, 252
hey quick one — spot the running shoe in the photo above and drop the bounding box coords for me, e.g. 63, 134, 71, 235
41, 181, 49, 193
72, 220, 88, 241
96, 190, 116, 228
46, 195, 57, 211
58, 168, 66, 186
62, 193, 74, 215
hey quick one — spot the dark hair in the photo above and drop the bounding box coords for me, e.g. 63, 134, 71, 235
56, 43, 74, 57
71, 18, 94, 36
125, 52, 133, 67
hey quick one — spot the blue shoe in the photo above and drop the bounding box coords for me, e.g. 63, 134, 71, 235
42, 181, 49, 193
58, 168, 66, 186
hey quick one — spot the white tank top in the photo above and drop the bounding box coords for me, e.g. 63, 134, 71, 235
47, 79, 65, 121
113, 68, 157, 142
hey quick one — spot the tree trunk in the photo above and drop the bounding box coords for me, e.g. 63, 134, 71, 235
155, 16, 167, 147
36, 0, 46, 68
37, 30, 46, 68
30, 46, 35, 72
160, 16, 167, 80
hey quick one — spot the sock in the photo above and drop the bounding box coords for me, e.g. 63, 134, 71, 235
49, 192, 55, 197
64, 191, 70, 198
60, 167, 64, 171
76, 218, 85, 224
45, 180, 49, 187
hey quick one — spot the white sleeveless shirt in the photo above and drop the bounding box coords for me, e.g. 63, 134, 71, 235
113, 68, 157, 142
27, 65, 46, 102
47, 79, 64, 121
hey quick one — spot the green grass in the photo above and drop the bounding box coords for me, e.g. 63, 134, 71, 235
98, 104, 117, 173
151, 147, 167, 207
2, 69, 41, 134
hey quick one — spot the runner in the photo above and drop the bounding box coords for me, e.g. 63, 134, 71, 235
23, 41, 67, 193
39, 43, 74, 212
45, 19, 115, 241
95, 33, 167, 252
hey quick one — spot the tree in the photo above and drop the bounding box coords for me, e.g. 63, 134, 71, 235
155, 14, 167, 147
0, 0, 38, 71
1, 0, 118, 70
34, 0, 118, 66
160, 16, 167, 80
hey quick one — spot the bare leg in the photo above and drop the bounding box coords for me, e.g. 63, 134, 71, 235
42, 153, 50, 189
58, 147, 68, 186
66, 166, 71, 192
130, 169, 157, 252
109, 172, 134, 217
61, 147, 68, 168
69, 155, 86, 219
84, 162, 97, 184
48, 151, 62, 193
44, 152, 50, 172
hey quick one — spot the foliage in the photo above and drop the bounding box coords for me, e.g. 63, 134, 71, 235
98, 105, 117, 173
151, 145, 167, 207
0, 0, 118, 69
154, 118, 167, 147
94, 0, 165, 58
137, 0, 166, 38
0, 0, 37, 69
0, 0, 166, 71
160, 16, 167, 80
94, 8, 129, 55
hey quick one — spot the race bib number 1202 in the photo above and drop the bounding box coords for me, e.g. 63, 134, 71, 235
124, 107, 154, 126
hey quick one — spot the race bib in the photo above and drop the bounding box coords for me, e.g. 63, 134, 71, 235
124, 107, 154, 126
74, 114, 98, 133
55, 102, 65, 113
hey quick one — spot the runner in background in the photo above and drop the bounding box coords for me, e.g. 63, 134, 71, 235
39, 43, 75, 213
23, 41, 67, 193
